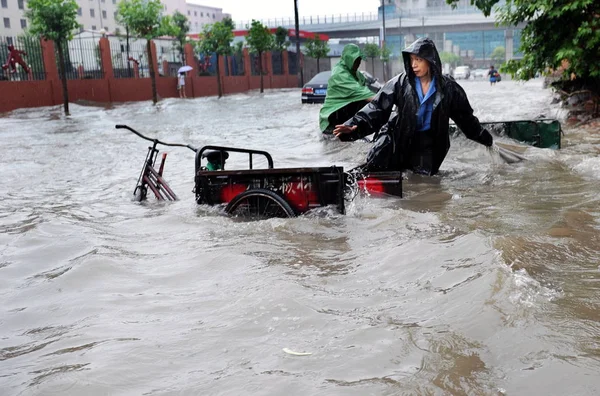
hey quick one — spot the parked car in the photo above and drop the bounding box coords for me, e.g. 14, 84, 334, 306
301, 70, 383, 104
301, 71, 330, 104
453, 66, 471, 80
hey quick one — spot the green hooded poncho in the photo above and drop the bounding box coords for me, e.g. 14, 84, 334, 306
318, 44, 374, 132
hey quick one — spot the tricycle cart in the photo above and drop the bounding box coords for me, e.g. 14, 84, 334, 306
117, 125, 402, 218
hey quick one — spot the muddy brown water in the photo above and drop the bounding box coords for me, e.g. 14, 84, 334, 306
1, 79, 600, 395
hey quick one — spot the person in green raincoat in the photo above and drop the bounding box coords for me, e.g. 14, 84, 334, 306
319, 44, 375, 139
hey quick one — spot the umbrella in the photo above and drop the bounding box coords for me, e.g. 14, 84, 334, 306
178, 65, 193, 73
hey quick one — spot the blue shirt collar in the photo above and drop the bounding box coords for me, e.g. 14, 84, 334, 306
415, 75, 436, 104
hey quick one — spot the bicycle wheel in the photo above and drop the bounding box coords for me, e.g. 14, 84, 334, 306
225, 189, 295, 219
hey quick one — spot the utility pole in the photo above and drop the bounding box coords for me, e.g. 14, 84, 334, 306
294, 0, 304, 87
381, 0, 387, 80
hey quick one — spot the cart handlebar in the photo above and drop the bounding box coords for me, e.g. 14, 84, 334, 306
116, 124, 198, 152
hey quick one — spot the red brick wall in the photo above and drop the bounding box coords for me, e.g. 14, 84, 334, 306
0, 41, 298, 114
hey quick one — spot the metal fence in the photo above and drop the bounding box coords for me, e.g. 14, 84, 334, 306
224, 53, 245, 76
109, 37, 150, 79
0, 36, 46, 81
272, 51, 284, 75
288, 51, 298, 75
58, 37, 104, 80
157, 42, 182, 77
197, 53, 217, 76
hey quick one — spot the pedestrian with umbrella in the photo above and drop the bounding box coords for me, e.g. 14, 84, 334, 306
177, 65, 192, 98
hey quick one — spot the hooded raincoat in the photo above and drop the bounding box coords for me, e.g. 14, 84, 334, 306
319, 44, 374, 132
344, 37, 493, 175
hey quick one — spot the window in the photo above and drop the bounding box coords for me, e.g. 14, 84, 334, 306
77, 7, 82, 15
3, 17, 10, 28
1, 0, 7, 8
194, 11, 197, 16
101, 0, 105, 2
112, 0, 116, 3
92, 25, 97, 30
104, 26, 108, 31
113, 11, 117, 18
6, 37, 13, 45
18, 0, 24, 9
200, 12, 203, 17
102, 10, 107, 18
90, 8, 95, 17
187, 10, 190, 15
20, 19, 26, 28
212, 13, 215, 18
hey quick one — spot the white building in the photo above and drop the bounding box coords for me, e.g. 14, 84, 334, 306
0, 0, 229, 39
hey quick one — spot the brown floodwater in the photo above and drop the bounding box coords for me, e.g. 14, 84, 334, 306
1, 79, 599, 395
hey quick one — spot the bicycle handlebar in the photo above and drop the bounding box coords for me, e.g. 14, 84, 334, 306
116, 124, 198, 152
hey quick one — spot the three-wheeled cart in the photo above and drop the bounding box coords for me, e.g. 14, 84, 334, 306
117, 125, 403, 219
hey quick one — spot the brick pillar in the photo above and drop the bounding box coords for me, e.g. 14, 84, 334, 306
162, 59, 169, 76
265, 52, 272, 88
40, 39, 60, 105
282, 51, 291, 87
184, 43, 195, 97
99, 37, 114, 79
243, 48, 251, 90
133, 62, 139, 78
77, 64, 84, 79
150, 40, 159, 77
218, 54, 226, 94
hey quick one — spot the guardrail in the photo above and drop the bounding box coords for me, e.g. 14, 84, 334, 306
235, 6, 484, 29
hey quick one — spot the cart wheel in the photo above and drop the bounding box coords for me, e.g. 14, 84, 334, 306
225, 189, 295, 218
134, 185, 147, 202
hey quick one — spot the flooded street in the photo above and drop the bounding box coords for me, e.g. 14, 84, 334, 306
1, 79, 600, 395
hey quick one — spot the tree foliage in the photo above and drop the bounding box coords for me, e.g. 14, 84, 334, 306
380, 43, 391, 62
196, 20, 234, 57
445, 0, 600, 84
245, 19, 273, 56
303, 34, 329, 73
363, 43, 380, 76
116, 0, 175, 40
304, 35, 329, 60
440, 51, 461, 67
196, 19, 234, 97
25, 0, 80, 115
116, 0, 175, 104
490, 46, 505, 66
25, 0, 79, 43
273, 26, 290, 52
172, 11, 190, 63
245, 20, 273, 93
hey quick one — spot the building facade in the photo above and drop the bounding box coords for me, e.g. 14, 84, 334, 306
0, 0, 228, 39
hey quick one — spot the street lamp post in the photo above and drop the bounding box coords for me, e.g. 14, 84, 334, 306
294, 0, 304, 87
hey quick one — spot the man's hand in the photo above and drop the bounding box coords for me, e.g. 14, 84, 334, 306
333, 124, 357, 138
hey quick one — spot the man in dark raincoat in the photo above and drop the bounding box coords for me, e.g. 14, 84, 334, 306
333, 37, 493, 175
319, 44, 374, 136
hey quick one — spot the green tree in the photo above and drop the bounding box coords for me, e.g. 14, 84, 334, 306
363, 43, 380, 76
117, 0, 176, 104
440, 51, 461, 68
172, 11, 190, 65
245, 19, 273, 93
380, 43, 391, 80
490, 46, 505, 66
303, 34, 329, 73
273, 26, 289, 52
197, 18, 234, 98
25, 0, 80, 115
445, 0, 600, 90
